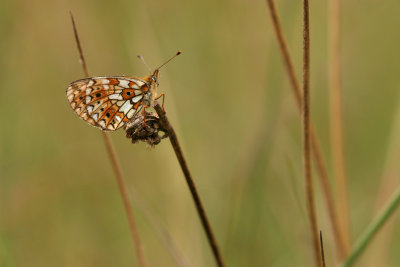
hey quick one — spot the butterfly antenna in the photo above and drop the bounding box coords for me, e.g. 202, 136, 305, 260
137, 54, 152, 73
155, 50, 182, 71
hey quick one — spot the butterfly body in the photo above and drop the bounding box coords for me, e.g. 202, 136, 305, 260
66, 70, 159, 131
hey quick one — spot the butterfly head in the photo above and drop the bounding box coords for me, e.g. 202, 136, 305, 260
139, 51, 181, 104
150, 69, 160, 86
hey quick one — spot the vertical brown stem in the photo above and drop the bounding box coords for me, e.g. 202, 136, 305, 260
101, 133, 147, 267
154, 104, 226, 267
70, 12, 147, 267
265, 0, 348, 259
320, 231, 326, 267
328, 0, 351, 255
302, 1, 322, 266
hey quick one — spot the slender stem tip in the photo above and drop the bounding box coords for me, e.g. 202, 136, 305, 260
177, 50, 182, 55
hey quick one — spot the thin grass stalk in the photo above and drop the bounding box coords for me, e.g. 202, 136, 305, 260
265, 0, 348, 259
302, 1, 322, 266
153, 104, 225, 267
70, 13, 147, 267
328, 0, 351, 253
320, 231, 326, 267
128, 187, 192, 267
341, 186, 400, 267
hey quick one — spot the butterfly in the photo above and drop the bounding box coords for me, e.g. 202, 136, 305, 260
66, 51, 181, 131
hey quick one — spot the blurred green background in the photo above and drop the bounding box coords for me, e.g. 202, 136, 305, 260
1, 0, 400, 266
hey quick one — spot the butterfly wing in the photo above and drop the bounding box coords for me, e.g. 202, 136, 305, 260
66, 77, 148, 131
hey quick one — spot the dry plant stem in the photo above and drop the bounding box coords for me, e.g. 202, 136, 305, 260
153, 104, 225, 267
320, 231, 326, 267
265, 0, 302, 106
302, 1, 322, 266
328, 0, 351, 252
101, 133, 147, 267
70, 13, 147, 267
265, 0, 348, 259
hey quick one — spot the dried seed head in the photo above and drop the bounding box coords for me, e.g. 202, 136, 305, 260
125, 111, 168, 147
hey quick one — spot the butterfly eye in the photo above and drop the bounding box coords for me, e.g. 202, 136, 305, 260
151, 76, 159, 85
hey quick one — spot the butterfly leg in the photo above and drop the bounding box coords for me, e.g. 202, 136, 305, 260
155, 93, 165, 111
142, 105, 149, 123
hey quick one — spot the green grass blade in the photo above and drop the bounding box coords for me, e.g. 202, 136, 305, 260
342, 186, 400, 267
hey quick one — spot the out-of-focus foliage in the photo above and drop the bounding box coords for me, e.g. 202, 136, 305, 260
1, 0, 400, 266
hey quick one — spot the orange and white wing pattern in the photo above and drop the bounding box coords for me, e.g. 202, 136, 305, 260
66, 77, 149, 131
